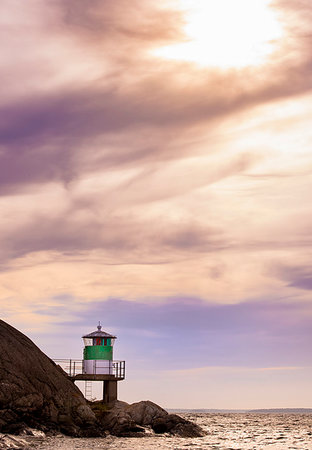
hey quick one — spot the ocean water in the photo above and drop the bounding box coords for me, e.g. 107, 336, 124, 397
26, 413, 312, 449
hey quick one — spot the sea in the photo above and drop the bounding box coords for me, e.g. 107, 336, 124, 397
12, 412, 312, 449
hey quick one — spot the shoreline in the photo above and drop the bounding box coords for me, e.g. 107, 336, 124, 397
2, 412, 312, 449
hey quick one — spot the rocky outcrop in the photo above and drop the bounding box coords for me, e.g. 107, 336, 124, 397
0, 320, 100, 437
0, 320, 204, 440
95, 400, 205, 437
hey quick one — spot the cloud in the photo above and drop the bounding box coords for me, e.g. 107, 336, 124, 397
166, 365, 304, 375
1, 0, 312, 198
0, 80, 258, 194
0, 203, 226, 265
59, 0, 184, 43
272, 263, 312, 290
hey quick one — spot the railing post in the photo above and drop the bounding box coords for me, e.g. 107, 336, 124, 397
69, 359, 72, 377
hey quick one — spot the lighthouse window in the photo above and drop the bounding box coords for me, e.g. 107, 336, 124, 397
94, 337, 103, 346
104, 338, 107, 346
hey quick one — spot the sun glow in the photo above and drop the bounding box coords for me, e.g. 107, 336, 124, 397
155, 0, 282, 68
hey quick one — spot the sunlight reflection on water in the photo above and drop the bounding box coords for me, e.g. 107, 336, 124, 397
30, 413, 312, 449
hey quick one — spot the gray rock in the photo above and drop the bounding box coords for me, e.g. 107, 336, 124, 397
0, 320, 101, 436
126, 400, 168, 426
93, 401, 145, 436
0, 433, 30, 449
96, 400, 205, 437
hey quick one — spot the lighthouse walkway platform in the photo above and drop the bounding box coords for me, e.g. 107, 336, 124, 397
53, 359, 125, 381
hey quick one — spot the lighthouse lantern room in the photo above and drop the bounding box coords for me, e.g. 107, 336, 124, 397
82, 323, 116, 375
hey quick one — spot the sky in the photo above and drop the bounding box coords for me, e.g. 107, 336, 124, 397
1, 0, 312, 409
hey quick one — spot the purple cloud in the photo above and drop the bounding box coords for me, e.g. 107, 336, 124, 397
33, 296, 312, 370
273, 264, 312, 290
1, 0, 312, 198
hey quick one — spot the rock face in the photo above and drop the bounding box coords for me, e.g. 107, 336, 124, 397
0, 320, 100, 436
95, 400, 205, 437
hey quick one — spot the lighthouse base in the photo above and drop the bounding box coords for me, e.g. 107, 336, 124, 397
103, 380, 117, 405
70, 375, 119, 405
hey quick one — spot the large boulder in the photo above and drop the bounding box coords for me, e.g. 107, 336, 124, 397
96, 400, 205, 437
92, 400, 146, 437
126, 400, 168, 426
0, 320, 100, 436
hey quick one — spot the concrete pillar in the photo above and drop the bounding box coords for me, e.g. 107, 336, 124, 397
103, 380, 117, 405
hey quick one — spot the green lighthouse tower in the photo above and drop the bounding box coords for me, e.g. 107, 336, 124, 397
82, 322, 116, 375
53, 322, 125, 404
80, 322, 125, 404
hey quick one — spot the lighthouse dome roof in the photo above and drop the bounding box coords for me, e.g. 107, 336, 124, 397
82, 323, 116, 339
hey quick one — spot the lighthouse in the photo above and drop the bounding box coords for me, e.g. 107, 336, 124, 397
53, 322, 125, 405
79, 322, 125, 404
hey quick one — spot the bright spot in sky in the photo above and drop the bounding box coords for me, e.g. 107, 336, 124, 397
155, 0, 283, 68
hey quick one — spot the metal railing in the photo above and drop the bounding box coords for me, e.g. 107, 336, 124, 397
113, 360, 125, 379
54, 359, 83, 377
53, 359, 125, 379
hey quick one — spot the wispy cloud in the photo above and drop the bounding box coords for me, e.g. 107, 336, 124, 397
165, 365, 305, 375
